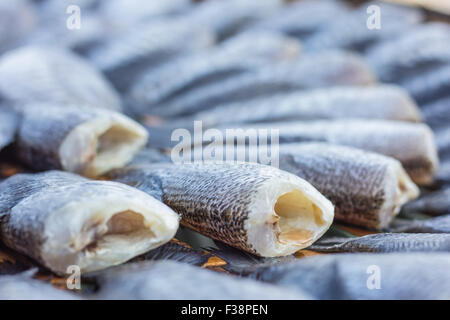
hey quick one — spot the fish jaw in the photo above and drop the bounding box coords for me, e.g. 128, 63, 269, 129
39, 182, 179, 274
245, 174, 334, 257
59, 111, 148, 178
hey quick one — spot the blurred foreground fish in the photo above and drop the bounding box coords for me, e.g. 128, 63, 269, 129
150, 51, 375, 118
90, 260, 309, 300
0, 271, 81, 300
304, 1, 424, 52
87, 19, 214, 92
390, 215, 450, 233
214, 252, 450, 299
108, 162, 334, 257
190, 85, 421, 126
126, 31, 301, 116
367, 23, 450, 83
0, 107, 18, 152
0, 46, 122, 112
403, 187, 450, 216
0, 171, 179, 274
211, 120, 438, 185
310, 233, 450, 253
15, 105, 147, 178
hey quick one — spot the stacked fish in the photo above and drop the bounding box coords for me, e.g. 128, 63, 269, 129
0, 0, 450, 300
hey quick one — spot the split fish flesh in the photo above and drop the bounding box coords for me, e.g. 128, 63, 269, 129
15, 104, 148, 178
0, 46, 122, 112
0, 171, 179, 274
108, 162, 334, 257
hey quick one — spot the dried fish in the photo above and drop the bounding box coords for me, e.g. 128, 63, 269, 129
0, 107, 18, 152
90, 260, 309, 300
15, 104, 148, 178
0, 46, 122, 112
108, 162, 334, 257
304, 1, 424, 53
150, 50, 375, 118
211, 120, 438, 185
402, 188, 450, 216
86, 19, 215, 92
126, 31, 301, 116
130, 148, 171, 166
310, 233, 450, 253
0, 271, 81, 300
0, 171, 179, 274
436, 161, 450, 186
190, 85, 421, 126
367, 23, 450, 83
216, 252, 450, 299
435, 127, 450, 161
389, 215, 450, 233
422, 97, 450, 130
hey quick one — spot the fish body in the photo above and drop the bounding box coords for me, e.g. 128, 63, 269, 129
15, 104, 147, 178
90, 260, 309, 300
0, 46, 122, 112
367, 23, 450, 83
211, 120, 438, 185
109, 162, 334, 257
150, 51, 375, 118
422, 97, 450, 130
403, 188, 450, 216
310, 233, 450, 253
0, 107, 19, 152
191, 85, 421, 126
0, 171, 179, 274
390, 215, 450, 233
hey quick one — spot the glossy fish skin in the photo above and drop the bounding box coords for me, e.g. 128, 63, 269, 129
304, 1, 424, 53
402, 188, 450, 216
86, 18, 215, 92
401, 64, 450, 105
0, 46, 122, 112
151, 51, 375, 118
215, 120, 438, 185
126, 31, 301, 116
367, 23, 450, 83
0, 107, 19, 152
0, 171, 179, 275
15, 104, 148, 178
0, 271, 81, 300
192, 85, 421, 127
310, 233, 450, 253
90, 260, 309, 300
390, 215, 450, 233
224, 253, 450, 300
277, 144, 418, 230
108, 162, 334, 257
245, 0, 349, 39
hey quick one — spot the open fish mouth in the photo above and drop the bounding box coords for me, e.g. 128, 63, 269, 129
39, 184, 179, 274
59, 111, 148, 178
245, 174, 334, 257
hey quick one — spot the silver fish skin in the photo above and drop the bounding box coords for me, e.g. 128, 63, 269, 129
226, 253, 450, 299
401, 64, 450, 105
436, 161, 450, 186
435, 127, 450, 161
0, 107, 19, 152
367, 23, 450, 83
15, 104, 148, 178
0, 0, 37, 54
212, 120, 438, 185
310, 233, 450, 253
0, 171, 179, 275
304, 1, 424, 53
403, 188, 450, 216
191, 85, 421, 127
0, 271, 81, 300
130, 148, 171, 166
150, 50, 375, 118
245, 0, 349, 39
126, 31, 301, 116
390, 215, 450, 233
0, 46, 122, 112
108, 162, 334, 257
86, 18, 215, 92
90, 260, 310, 300
422, 97, 450, 130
